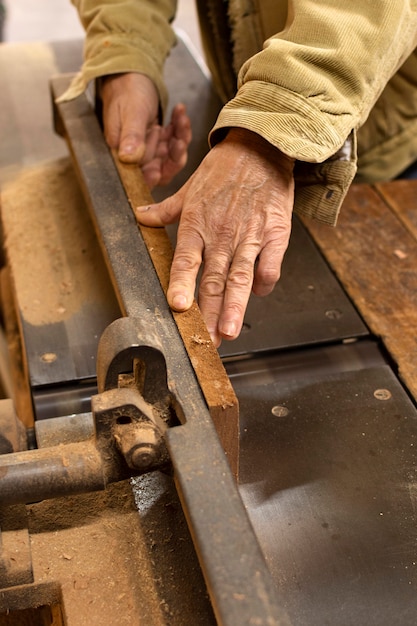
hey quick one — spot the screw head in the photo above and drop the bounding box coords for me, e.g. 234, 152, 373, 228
374, 389, 392, 401
271, 405, 289, 417
130, 444, 158, 470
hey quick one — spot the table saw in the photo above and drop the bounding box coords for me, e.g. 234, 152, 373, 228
1, 36, 417, 626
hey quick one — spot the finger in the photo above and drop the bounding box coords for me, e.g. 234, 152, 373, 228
159, 139, 188, 185
171, 104, 192, 144
141, 159, 163, 190
118, 115, 159, 164
118, 127, 147, 163
103, 109, 122, 151
142, 125, 162, 164
168, 137, 188, 164
218, 246, 258, 341
167, 227, 204, 313
134, 188, 186, 227
197, 248, 234, 345
252, 230, 291, 297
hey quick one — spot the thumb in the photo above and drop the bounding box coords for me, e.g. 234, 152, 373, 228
134, 189, 185, 227
103, 103, 147, 164
117, 129, 147, 164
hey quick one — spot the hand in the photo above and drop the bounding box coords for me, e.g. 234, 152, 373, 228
100, 72, 192, 189
135, 128, 295, 347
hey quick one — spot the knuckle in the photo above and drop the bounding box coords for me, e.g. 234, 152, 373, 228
224, 301, 246, 319
199, 272, 225, 298
228, 258, 254, 288
257, 266, 280, 287
172, 252, 200, 274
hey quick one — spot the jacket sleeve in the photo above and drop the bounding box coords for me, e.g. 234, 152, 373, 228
210, 0, 417, 224
59, 0, 177, 112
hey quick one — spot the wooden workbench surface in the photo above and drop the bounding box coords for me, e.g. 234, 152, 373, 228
304, 179, 417, 402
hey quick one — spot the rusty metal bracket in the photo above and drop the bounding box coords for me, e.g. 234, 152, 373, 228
0, 388, 170, 506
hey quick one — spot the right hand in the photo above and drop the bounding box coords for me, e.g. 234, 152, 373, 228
135, 128, 295, 347
100, 72, 192, 189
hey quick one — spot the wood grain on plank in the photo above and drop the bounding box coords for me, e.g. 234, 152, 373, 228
303, 183, 417, 402
375, 179, 417, 238
112, 154, 240, 478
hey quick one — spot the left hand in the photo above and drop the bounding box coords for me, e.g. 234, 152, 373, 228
100, 72, 192, 189
135, 128, 295, 347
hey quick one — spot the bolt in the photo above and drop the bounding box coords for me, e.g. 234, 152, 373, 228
41, 352, 57, 363
130, 444, 158, 470
374, 389, 392, 401
271, 405, 289, 417
325, 309, 342, 320
114, 422, 161, 471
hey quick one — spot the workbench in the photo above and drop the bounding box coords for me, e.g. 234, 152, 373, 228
1, 37, 417, 626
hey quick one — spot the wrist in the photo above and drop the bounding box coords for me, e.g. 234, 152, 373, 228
223, 127, 295, 173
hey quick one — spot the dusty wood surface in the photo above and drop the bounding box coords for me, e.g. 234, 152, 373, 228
112, 155, 240, 478
304, 181, 417, 402
0, 159, 112, 328
375, 179, 417, 237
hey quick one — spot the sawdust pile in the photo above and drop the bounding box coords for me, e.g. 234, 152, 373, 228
1, 158, 110, 326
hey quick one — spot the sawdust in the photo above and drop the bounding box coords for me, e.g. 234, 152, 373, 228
1, 158, 110, 326
27, 481, 164, 625
26, 478, 215, 625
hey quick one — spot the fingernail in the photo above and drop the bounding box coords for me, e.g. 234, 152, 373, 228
120, 143, 135, 155
136, 205, 152, 213
172, 294, 188, 310
207, 327, 220, 347
221, 320, 237, 338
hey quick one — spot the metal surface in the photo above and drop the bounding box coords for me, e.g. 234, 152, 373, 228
0, 40, 83, 179
229, 340, 417, 625
0, 438, 106, 505
47, 76, 291, 626
34, 380, 98, 421
24, 299, 121, 389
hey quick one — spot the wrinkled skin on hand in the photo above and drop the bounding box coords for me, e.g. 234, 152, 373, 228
100, 72, 192, 189
136, 128, 295, 347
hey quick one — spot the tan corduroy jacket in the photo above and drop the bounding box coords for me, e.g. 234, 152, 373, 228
63, 0, 417, 225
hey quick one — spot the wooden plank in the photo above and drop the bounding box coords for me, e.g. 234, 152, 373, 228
112, 155, 240, 478
303, 183, 417, 402
375, 179, 417, 238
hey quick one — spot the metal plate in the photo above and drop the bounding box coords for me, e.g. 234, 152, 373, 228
0, 40, 83, 180
229, 341, 417, 625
